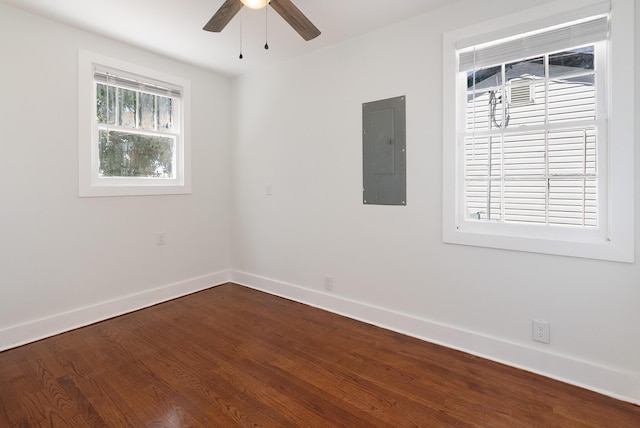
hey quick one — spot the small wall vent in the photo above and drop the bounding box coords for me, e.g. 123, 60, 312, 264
508, 84, 535, 106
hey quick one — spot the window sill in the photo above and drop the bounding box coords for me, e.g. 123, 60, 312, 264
443, 221, 633, 263
78, 181, 191, 198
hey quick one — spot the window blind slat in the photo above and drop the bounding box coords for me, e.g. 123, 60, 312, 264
94, 67, 182, 98
459, 16, 608, 72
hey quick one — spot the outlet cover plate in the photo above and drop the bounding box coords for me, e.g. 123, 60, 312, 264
323, 275, 333, 291
533, 320, 550, 344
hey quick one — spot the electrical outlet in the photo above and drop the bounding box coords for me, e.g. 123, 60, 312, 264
323, 275, 333, 291
157, 231, 166, 246
265, 183, 272, 196
532, 320, 550, 344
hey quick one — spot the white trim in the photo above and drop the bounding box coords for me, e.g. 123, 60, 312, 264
442, 0, 634, 262
231, 270, 640, 405
456, 1, 611, 51
0, 270, 231, 351
78, 49, 192, 197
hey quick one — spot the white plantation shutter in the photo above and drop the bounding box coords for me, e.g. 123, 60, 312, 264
460, 13, 607, 228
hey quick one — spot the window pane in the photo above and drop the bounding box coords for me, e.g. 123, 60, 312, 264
549, 46, 594, 79
506, 56, 545, 82
504, 179, 547, 224
467, 65, 502, 90
465, 135, 503, 222
487, 180, 503, 220
506, 81, 546, 127
99, 130, 174, 178
503, 56, 545, 128
466, 179, 488, 219
548, 79, 595, 123
157, 96, 173, 130
548, 128, 597, 175
503, 132, 546, 176
465, 136, 490, 178
466, 88, 507, 132
465, 135, 502, 177
118, 88, 137, 128
548, 178, 597, 227
465, 179, 503, 221
96, 84, 115, 125
138, 93, 156, 131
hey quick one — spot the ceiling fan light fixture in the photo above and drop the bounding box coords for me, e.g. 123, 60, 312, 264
240, 0, 269, 9
203, 0, 320, 42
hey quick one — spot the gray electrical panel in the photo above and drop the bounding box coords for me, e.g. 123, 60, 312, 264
362, 96, 406, 205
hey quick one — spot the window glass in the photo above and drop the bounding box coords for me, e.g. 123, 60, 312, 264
467, 65, 502, 90
118, 88, 137, 128
506, 56, 545, 82
94, 70, 181, 180
466, 87, 503, 132
96, 84, 115, 125
462, 45, 600, 229
98, 130, 174, 178
139, 93, 155, 131
549, 47, 594, 78
157, 96, 173, 130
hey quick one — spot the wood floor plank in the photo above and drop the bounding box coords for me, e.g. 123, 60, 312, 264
1, 283, 638, 427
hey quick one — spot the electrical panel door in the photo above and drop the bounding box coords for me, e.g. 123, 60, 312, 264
362, 96, 406, 205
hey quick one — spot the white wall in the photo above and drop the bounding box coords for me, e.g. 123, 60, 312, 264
231, 0, 640, 403
1, 0, 638, 406
0, 3, 232, 348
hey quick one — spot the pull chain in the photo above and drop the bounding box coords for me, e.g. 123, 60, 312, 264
264, 2, 269, 50
239, 8, 244, 59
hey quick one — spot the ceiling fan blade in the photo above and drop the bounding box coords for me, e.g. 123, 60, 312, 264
203, 0, 243, 32
269, 0, 321, 41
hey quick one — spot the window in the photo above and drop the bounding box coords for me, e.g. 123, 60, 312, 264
79, 51, 191, 196
463, 24, 605, 228
442, 1, 634, 262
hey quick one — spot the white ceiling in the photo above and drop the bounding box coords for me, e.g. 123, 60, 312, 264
1, 0, 458, 78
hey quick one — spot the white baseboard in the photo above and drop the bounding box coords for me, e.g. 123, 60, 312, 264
231, 270, 640, 406
0, 270, 231, 352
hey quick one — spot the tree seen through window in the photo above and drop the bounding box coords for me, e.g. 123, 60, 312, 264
96, 82, 175, 178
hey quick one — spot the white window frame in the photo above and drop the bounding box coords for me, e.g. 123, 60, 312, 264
79, 50, 191, 197
442, 0, 634, 263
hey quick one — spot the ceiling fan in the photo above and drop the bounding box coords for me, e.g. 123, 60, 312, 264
203, 0, 321, 41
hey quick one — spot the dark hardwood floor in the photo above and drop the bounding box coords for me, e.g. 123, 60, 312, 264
1, 283, 639, 427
